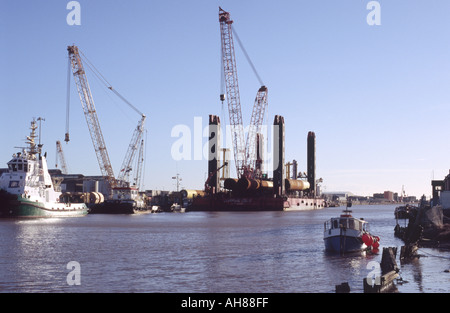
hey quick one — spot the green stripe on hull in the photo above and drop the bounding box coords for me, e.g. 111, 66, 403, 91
0, 197, 88, 218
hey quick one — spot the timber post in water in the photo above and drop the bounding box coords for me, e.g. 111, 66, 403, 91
208, 115, 221, 193
335, 282, 350, 293
273, 115, 285, 196
363, 247, 399, 293
307, 131, 316, 197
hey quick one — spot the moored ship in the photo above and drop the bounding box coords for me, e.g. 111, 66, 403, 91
189, 115, 327, 212
0, 119, 88, 218
191, 177, 326, 212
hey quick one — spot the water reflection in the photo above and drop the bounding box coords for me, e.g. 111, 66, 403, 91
0, 205, 448, 293
0, 219, 69, 292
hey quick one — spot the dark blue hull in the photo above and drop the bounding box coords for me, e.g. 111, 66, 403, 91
324, 235, 366, 253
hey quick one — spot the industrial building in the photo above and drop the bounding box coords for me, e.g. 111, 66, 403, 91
323, 190, 417, 205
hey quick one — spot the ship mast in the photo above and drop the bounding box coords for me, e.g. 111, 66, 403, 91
26, 119, 39, 157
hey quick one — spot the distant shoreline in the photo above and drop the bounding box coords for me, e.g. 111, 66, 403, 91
336, 200, 417, 206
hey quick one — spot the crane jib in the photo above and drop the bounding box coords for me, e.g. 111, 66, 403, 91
219, 8, 268, 179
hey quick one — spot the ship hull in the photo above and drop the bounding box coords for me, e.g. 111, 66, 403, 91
0, 192, 88, 218
190, 194, 326, 212
283, 197, 326, 211
324, 235, 366, 253
190, 195, 282, 211
89, 201, 149, 214
324, 228, 367, 253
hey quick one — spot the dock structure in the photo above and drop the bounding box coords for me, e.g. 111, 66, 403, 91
363, 247, 399, 293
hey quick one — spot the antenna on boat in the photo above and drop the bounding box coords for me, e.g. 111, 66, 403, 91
37, 117, 45, 155
343, 199, 353, 215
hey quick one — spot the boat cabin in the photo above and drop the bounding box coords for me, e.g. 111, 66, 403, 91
324, 211, 369, 233
0, 153, 32, 193
111, 187, 140, 201
7, 153, 29, 173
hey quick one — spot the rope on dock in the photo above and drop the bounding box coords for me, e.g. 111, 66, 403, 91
417, 249, 450, 259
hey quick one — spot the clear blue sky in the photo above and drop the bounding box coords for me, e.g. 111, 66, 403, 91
1, 0, 450, 198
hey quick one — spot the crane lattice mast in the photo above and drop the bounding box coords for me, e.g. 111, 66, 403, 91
134, 137, 145, 189
219, 7, 268, 179
245, 85, 268, 178
219, 7, 246, 178
117, 114, 146, 187
55, 140, 69, 174
67, 45, 117, 188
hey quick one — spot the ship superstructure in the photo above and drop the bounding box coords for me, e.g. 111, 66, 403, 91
0, 119, 88, 217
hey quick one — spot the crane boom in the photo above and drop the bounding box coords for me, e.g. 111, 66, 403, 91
117, 114, 146, 187
67, 45, 117, 188
134, 137, 145, 189
245, 85, 268, 177
219, 7, 246, 178
55, 140, 69, 174
219, 8, 268, 179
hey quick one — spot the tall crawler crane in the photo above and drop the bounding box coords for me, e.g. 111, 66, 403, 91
67, 45, 146, 192
67, 45, 117, 189
219, 7, 268, 179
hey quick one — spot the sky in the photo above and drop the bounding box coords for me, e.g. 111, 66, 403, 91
1, 0, 450, 198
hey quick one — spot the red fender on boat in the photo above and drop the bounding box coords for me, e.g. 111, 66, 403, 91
362, 233, 373, 247
372, 240, 379, 249
372, 236, 380, 249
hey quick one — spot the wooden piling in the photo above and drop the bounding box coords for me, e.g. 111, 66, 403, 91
335, 282, 350, 293
400, 243, 419, 261
363, 247, 399, 293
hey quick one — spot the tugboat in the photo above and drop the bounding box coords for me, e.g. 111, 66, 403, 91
0, 119, 88, 218
323, 201, 379, 253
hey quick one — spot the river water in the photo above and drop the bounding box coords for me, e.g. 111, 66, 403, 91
0, 204, 448, 293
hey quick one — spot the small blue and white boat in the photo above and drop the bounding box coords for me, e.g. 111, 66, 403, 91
323, 202, 379, 254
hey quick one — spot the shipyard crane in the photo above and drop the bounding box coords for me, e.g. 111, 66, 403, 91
133, 135, 145, 189
219, 7, 268, 179
67, 45, 117, 189
67, 45, 147, 191
55, 140, 69, 174
117, 114, 146, 188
